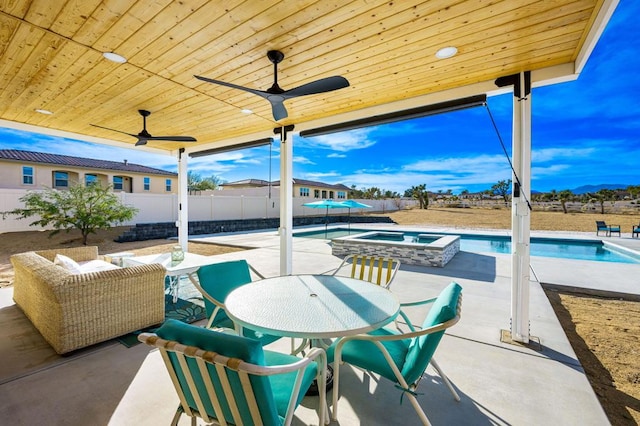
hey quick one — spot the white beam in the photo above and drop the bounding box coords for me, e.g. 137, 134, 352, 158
510, 72, 532, 344
278, 128, 294, 275
177, 149, 189, 251
575, 0, 619, 74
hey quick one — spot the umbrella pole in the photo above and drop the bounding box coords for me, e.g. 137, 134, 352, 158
325, 206, 328, 239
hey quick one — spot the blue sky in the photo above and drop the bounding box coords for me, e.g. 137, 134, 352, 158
1, 2, 638, 195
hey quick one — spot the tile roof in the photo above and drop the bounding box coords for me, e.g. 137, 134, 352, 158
272, 178, 351, 191
0, 149, 176, 176
220, 179, 271, 187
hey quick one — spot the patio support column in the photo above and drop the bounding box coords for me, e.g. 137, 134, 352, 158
510, 71, 532, 343
177, 148, 189, 251
276, 125, 295, 275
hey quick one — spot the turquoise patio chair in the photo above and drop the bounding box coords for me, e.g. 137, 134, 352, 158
632, 223, 640, 238
138, 319, 328, 426
188, 259, 280, 345
331, 254, 401, 289
596, 220, 620, 236
328, 282, 462, 425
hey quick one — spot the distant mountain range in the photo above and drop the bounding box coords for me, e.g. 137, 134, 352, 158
525, 184, 629, 195
570, 184, 629, 194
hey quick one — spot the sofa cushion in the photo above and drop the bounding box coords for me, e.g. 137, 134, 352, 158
78, 260, 120, 273
54, 254, 81, 274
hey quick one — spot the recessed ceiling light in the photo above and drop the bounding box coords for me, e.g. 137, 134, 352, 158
34, 109, 53, 115
241, 109, 253, 114
103, 52, 127, 64
435, 46, 458, 59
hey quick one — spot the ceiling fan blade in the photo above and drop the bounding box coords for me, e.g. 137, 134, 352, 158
269, 100, 288, 121
91, 124, 138, 138
92, 124, 196, 145
284, 76, 350, 98
195, 75, 270, 99
145, 136, 197, 142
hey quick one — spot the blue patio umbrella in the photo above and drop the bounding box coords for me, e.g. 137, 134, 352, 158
339, 200, 372, 231
302, 199, 349, 238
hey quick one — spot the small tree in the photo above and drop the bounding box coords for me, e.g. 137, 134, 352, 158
407, 184, 429, 209
591, 189, 617, 214
557, 189, 573, 214
3, 184, 138, 245
491, 179, 512, 206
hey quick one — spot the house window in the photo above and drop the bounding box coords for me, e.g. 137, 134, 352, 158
22, 166, 33, 185
299, 187, 310, 197
54, 171, 69, 188
85, 174, 98, 186
143, 177, 150, 191
165, 179, 172, 192
329, 191, 334, 199
321, 190, 327, 198
337, 191, 346, 199
314, 189, 320, 198
113, 176, 124, 190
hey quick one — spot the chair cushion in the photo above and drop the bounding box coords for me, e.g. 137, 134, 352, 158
264, 350, 318, 418
196, 260, 252, 324
77, 259, 120, 273
327, 327, 409, 383
402, 282, 461, 384
156, 319, 265, 363
210, 318, 281, 346
156, 319, 281, 425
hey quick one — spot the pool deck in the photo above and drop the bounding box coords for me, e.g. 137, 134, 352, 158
2, 224, 639, 425
193, 223, 640, 297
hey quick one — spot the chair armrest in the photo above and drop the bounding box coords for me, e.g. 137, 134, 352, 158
248, 263, 266, 280
399, 297, 437, 308
340, 315, 460, 344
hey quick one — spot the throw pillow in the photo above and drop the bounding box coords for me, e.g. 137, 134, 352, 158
53, 254, 82, 274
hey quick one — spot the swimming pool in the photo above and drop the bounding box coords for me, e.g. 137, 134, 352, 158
294, 228, 640, 264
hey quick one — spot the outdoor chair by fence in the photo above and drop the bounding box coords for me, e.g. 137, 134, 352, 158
596, 220, 620, 236
138, 319, 328, 426
188, 260, 280, 346
331, 254, 401, 288
328, 282, 462, 425
632, 223, 640, 238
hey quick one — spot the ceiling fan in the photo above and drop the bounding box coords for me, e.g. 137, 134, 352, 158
91, 110, 197, 146
195, 50, 350, 121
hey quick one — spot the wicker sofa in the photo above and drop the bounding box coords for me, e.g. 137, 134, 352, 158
11, 246, 166, 354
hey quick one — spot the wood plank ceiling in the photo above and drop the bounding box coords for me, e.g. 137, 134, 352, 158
0, 0, 607, 154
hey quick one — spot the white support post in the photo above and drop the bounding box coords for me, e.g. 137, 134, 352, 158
278, 128, 293, 275
177, 149, 189, 251
510, 72, 532, 343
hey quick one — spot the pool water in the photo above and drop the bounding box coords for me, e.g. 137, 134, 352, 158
294, 228, 640, 264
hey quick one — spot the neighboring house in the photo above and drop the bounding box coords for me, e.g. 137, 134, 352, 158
0, 149, 177, 194
219, 179, 272, 190
221, 178, 350, 199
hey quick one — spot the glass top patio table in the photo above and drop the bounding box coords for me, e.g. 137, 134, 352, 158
225, 274, 400, 339
124, 252, 212, 303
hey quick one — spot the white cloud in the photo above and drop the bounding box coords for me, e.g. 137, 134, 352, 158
532, 147, 597, 162
300, 128, 376, 152
294, 156, 315, 165
303, 171, 340, 180
327, 153, 346, 158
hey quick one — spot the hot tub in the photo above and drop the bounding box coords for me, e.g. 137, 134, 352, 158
331, 231, 460, 267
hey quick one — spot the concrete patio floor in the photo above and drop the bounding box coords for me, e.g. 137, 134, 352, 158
1, 225, 638, 425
